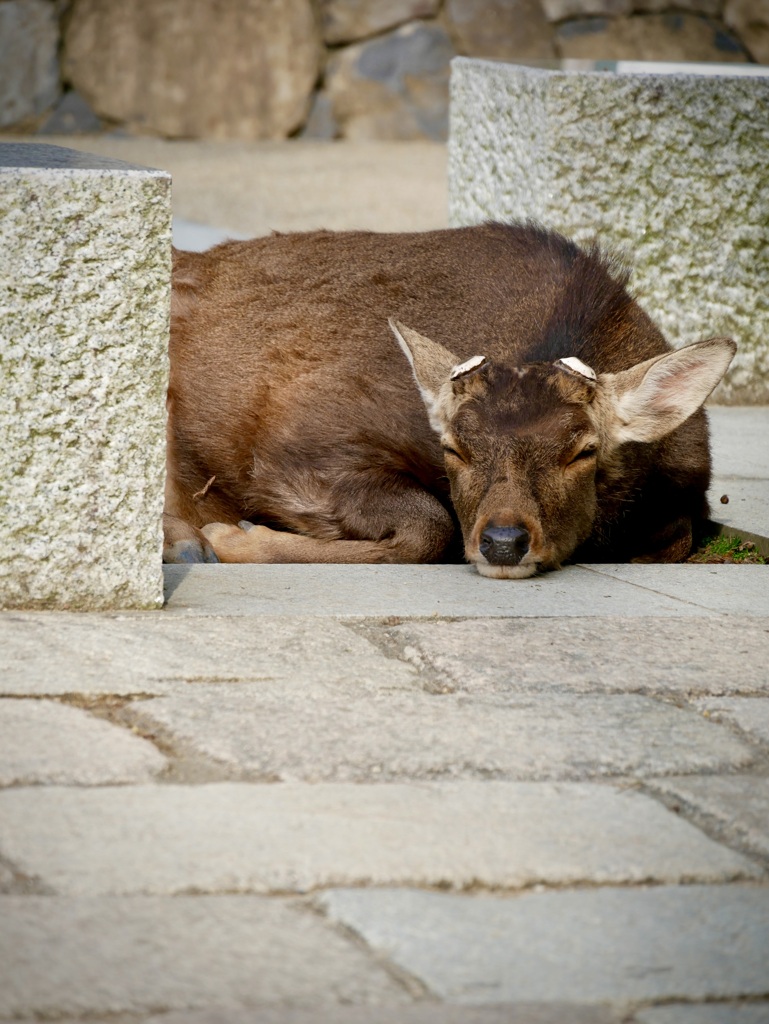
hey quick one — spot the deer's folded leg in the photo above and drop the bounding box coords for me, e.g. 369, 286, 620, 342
202, 485, 455, 564
200, 523, 391, 563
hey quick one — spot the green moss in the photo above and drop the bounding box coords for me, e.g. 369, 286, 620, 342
688, 534, 767, 565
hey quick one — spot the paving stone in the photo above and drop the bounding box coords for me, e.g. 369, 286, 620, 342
636, 1003, 769, 1024
0, 895, 405, 1018
584, 566, 769, 616
0, 862, 14, 890
162, 563, 725, 618
320, 885, 769, 1003
707, 406, 769, 542
695, 698, 769, 746
708, 407, 769, 481
0, 782, 758, 896
0, 698, 166, 785
710, 477, 769, 545
392, 617, 769, 696
147, 1004, 622, 1024
125, 686, 755, 781
0, 613, 415, 696
647, 775, 769, 860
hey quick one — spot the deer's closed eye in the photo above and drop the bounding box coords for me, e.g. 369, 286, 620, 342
442, 445, 467, 463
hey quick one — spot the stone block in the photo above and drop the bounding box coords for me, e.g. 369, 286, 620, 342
326, 21, 455, 140
63, 0, 320, 139
0, 143, 170, 609
148, 1007, 623, 1024
648, 774, 769, 859
582, 564, 769, 615
636, 1004, 769, 1024
0, 782, 757, 895
694, 697, 769, 745
0, 0, 60, 129
320, 885, 769, 1003
0, 612, 416, 696
122, 686, 756, 781
448, 59, 769, 401
0, 698, 167, 784
160, 563, 733, 618
393, 616, 769, 696
0, 895, 405, 1018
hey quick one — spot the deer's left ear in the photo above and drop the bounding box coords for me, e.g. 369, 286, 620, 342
389, 319, 466, 433
606, 337, 736, 444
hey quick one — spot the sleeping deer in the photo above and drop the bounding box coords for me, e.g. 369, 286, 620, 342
164, 222, 735, 578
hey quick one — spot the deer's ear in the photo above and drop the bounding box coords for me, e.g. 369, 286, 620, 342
389, 319, 463, 432
607, 338, 736, 444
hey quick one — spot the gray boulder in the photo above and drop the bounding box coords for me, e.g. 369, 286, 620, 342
445, 0, 556, 59
326, 21, 455, 140
0, 0, 60, 129
319, 0, 440, 45
556, 13, 750, 61
63, 0, 320, 139
725, 0, 769, 64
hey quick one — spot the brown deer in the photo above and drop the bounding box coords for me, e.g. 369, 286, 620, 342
164, 222, 735, 578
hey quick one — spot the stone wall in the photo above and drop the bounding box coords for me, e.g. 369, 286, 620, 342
1, 0, 767, 141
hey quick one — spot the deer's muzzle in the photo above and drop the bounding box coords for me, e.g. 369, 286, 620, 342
479, 524, 530, 565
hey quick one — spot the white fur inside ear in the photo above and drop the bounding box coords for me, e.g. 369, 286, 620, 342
558, 357, 596, 381
450, 354, 486, 380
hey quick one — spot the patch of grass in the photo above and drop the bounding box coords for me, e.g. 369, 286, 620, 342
688, 534, 766, 565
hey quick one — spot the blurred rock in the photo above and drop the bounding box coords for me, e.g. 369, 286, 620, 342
556, 13, 750, 61
634, 0, 722, 14
725, 0, 769, 63
62, 0, 320, 139
0, 0, 60, 129
445, 0, 556, 59
38, 90, 104, 135
299, 92, 339, 139
541, 0, 631, 21
319, 0, 440, 45
326, 21, 455, 140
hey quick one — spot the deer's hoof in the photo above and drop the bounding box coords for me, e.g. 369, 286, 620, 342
163, 539, 220, 564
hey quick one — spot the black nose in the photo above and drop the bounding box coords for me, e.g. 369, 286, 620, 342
479, 525, 530, 566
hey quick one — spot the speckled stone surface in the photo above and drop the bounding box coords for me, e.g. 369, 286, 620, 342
448, 59, 769, 402
0, 143, 170, 608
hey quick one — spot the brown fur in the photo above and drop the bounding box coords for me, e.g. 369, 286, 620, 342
165, 222, 733, 574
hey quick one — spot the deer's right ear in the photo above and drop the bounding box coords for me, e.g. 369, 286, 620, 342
606, 337, 736, 444
389, 319, 462, 433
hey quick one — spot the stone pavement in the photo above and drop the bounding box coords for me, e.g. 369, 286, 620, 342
1, 138, 768, 1023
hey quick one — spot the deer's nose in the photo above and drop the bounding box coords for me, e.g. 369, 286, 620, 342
479, 524, 530, 565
